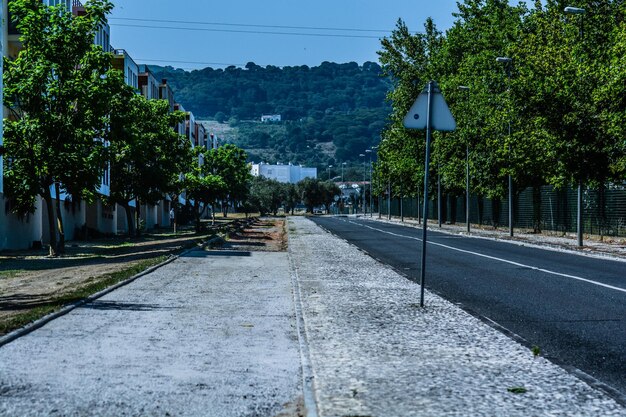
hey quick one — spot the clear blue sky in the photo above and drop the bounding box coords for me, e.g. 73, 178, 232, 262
108, 0, 461, 70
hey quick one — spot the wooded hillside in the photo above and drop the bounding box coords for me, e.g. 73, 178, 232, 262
149, 62, 391, 171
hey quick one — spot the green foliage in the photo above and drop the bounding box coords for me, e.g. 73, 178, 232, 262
183, 149, 227, 230
2, 0, 115, 255
203, 144, 251, 216
297, 178, 340, 213
377, 0, 626, 208
148, 62, 391, 170
106, 78, 190, 235
247, 176, 284, 216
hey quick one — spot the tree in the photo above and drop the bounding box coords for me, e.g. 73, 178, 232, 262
107, 82, 190, 237
205, 144, 250, 217
282, 183, 300, 215
214, 111, 227, 123
2, 0, 115, 256
248, 176, 284, 216
183, 149, 227, 230
297, 177, 325, 213
320, 181, 341, 213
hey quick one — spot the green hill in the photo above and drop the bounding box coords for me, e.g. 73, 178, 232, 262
149, 61, 391, 173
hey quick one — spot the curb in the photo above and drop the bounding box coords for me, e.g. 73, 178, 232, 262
287, 219, 320, 417
0, 244, 202, 348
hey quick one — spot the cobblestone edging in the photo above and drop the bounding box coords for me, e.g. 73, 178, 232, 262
288, 216, 625, 417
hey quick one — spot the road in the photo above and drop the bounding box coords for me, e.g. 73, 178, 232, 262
311, 215, 626, 398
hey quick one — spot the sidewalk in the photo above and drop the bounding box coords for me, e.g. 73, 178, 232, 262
288, 216, 625, 416
0, 249, 303, 417
0, 216, 624, 416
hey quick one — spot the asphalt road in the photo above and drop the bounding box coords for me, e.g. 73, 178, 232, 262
311, 216, 626, 399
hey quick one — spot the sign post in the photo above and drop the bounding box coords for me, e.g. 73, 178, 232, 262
403, 81, 455, 307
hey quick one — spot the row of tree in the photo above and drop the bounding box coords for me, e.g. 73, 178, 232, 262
375, 0, 626, 228
246, 177, 341, 215
1, 0, 251, 255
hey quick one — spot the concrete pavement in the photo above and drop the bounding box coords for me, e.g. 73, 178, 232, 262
0, 249, 302, 417
0, 216, 624, 416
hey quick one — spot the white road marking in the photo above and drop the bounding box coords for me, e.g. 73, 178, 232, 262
340, 219, 626, 295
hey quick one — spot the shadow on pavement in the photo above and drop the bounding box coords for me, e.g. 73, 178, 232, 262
182, 250, 252, 258
81, 300, 178, 311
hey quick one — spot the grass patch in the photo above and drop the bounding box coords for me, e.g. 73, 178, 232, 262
0, 270, 23, 279
92, 241, 136, 249
0, 256, 168, 336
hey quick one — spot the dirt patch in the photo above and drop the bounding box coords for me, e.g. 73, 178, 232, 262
220, 218, 287, 252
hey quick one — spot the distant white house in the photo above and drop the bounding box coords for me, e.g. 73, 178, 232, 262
261, 114, 281, 123
251, 163, 317, 184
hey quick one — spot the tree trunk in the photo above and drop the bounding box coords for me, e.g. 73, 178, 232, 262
54, 182, 66, 254
211, 204, 216, 226
123, 203, 135, 237
532, 184, 542, 233
222, 200, 229, 218
42, 185, 59, 257
135, 199, 141, 237
194, 200, 201, 233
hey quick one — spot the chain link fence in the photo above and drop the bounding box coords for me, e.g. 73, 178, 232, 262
378, 184, 626, 237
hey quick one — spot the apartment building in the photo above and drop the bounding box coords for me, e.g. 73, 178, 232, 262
195, 122, 207, 149
138, 65, 159, 100
1, 1, 204, 249
112, 49, 139, 90
251, 163, 317, 184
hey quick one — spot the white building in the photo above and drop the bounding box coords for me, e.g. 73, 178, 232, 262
113, 49, 139, 90
251, 163, 317, 184
261, 114, 281, 123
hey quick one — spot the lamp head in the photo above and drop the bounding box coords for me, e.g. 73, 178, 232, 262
496, 57, 512, 63
564, 6, 586, 14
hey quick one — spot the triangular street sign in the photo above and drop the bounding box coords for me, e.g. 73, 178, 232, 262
403, 81, 456, 131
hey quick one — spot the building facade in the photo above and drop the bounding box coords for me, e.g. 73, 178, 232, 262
251, 163, 317, 184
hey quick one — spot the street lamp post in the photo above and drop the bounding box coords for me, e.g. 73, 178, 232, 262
564, 5, 586, 247
366, 149, 373, 217
341, 162, 346, 183
387, 180, 391, 220
438, 165, 442, 227
359, 153, 366, 215
496, 56, 514, 237
327, 165, 333, 181
459, 85, 471, 234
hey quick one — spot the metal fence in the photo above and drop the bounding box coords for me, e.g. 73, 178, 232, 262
378, 184, 626, 238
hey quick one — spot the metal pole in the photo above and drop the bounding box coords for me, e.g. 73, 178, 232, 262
437, 168, 442, 227
417, 185, 421, 225
466, 145, 470, 234
370, 155, 373, 217
387, 181, 391, 220
401, 186, 404, 222
577, 13, 585, 247
420, 81, 434, 308
363, 160, 367, 215
577, 180, 583, 246
507, 67, 514, 238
